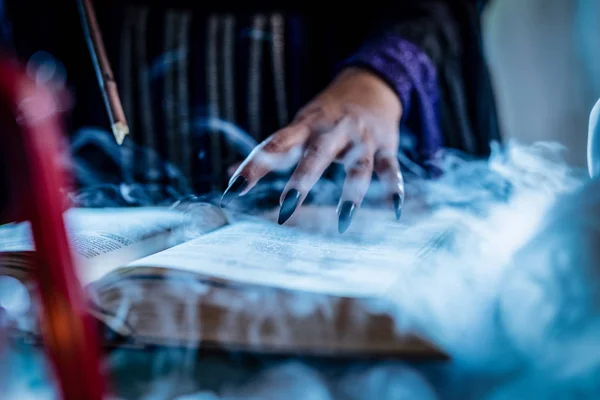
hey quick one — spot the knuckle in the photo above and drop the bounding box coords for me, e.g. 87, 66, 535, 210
375, 156, 398, 172
361, 126, 375, 142
305, 138, 333, 158
349, 156, 373, 175
356, 156, 373, 168
262, 136, 286, 153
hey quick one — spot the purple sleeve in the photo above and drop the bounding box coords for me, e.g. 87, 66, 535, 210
341, 33, 443, 160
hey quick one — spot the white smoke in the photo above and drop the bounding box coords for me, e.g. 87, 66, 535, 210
2, 69, 599, 398
94, 139, 598, 399
5, 134, 600, 399
3, 125, 599, 399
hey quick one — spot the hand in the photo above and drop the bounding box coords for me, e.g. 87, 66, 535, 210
220, 67, 405, 233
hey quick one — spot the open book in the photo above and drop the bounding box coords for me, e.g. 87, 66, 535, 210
0, 202, 457, 360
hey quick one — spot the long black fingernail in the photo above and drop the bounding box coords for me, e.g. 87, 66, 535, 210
220, 176, 248, 208
393, 193, 403, 220
278, 189, 301, 224
338, 201, 356, 234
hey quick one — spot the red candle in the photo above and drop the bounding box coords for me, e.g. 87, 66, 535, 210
0, 58, 106, 400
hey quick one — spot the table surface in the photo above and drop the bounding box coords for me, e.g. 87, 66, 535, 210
1, 340, 515, 400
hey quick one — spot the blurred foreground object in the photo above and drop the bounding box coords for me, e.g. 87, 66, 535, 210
498, 99, 600, 379
498, 176, 600, 379
0, 58, 106, 399
588, 98, 600, 178
77, 0, 129, 145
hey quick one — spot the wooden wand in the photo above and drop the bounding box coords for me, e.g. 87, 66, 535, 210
77, 0, 129, 145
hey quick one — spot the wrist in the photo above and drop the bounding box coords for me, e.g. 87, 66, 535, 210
329, 67, 403, 123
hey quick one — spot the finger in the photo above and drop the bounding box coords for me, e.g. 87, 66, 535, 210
337, 141, 375, 234
374, 149, 404, 220
220, 122, 311, 208
278, 117, 354, 224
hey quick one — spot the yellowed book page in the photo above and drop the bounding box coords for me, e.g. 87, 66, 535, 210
124, 206, 456, 298
0, 205, 229, 284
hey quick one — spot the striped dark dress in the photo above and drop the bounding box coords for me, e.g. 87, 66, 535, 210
5, 0, 500, 201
